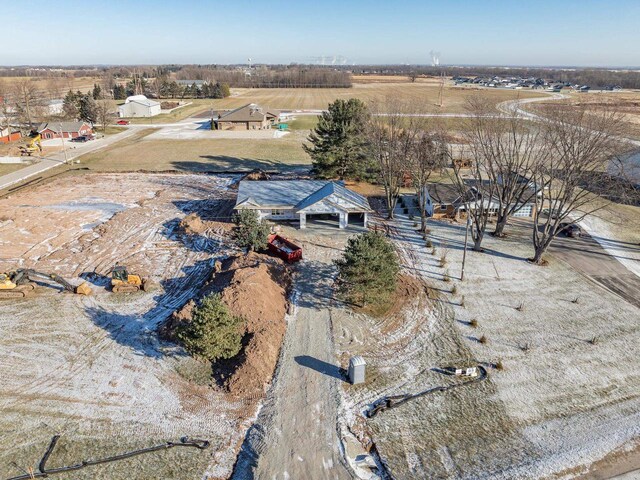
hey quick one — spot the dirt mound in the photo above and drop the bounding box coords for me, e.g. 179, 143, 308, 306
179, 213, 207, 235
164, 252, 291, 398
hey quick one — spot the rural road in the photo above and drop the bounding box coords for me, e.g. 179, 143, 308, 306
550, 230, 640, 309
232, 256, 351, 480
0, 128, 138, 192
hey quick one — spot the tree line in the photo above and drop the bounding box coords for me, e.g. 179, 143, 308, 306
305, 96, 634, 265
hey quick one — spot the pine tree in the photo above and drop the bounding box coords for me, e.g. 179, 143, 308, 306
78, 94, 97, 124
334, 231, 400, 307
62, 89, 79, 119
304, 98, 373, 180
113, 84, 126, 100
177, 294, 244, 362
232, 210, 270, 252
92, 83, 102, 100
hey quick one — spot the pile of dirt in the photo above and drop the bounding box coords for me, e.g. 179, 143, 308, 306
163, 252, 292, 397
177, 212, 234, 237
179, 213, 207, 235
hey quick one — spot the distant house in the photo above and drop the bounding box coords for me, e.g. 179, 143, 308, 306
46, 99, 64, 116
118, 95, 161, 118
235, 180, 371, 229
424, 181, 537, 220
0, 127, 21, 144
214, 103, 280, 130
35, 121, 93, 140
176, 80, 208, 87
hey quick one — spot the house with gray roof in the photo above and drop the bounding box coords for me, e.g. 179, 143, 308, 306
215, 103, 280, 130
35, 121, 93, 140
235, 180, 371, 229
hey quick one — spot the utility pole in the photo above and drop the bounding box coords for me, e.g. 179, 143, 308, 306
461, 213, 471, 281
59, 123, 69, 165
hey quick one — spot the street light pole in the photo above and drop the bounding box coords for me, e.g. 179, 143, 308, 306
461, 213, 471, 281
59, 123, 69, 165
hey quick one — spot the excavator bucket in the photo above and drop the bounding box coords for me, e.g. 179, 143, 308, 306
74, 282, 92, 296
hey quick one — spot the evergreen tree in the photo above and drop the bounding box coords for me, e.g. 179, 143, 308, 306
334, 231, 400, 307
92, 83, 102, 100
78, 94, 97, 124
304, 98, 372, 180
220, 82, 231, 98
232, 210, 270, 252
62, 89, 79, 119
177, 294, 244, 362
113, 84, 126, 100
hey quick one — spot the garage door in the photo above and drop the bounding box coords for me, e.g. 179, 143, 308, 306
513, 205, 533, 217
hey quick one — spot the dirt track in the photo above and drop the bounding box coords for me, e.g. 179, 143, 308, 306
232, 227, 353, 480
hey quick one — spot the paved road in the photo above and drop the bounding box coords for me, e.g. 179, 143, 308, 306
232, 255, 351, 480
549, 230, 640, 309
0, 128, 138, 192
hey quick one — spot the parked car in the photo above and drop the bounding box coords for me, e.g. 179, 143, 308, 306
71, 135, 89, 142
559, 223, 582, 238
116, 120, 130, 125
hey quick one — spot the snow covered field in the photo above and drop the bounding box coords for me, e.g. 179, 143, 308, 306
334, 204, 640, 479
0, 173, 256, 480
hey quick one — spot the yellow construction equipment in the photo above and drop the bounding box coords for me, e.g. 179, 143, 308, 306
109, 264, 155, 293
0, 269, 91, 299
19, 134, 42, 156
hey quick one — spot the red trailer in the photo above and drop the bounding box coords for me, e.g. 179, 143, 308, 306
267, 234, 302, 263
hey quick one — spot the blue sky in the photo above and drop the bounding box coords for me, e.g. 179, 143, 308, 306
1, 0, 638, 66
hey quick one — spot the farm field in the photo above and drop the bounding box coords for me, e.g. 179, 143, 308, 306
0, 75, 99, 95
207, 80, 546, 114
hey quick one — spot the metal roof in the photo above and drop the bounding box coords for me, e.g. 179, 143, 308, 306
236, 180, 371, 212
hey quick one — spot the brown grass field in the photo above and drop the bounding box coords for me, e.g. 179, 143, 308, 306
0, 76, 99, 94
208, 80, 545, 114
78, 129, 310, 172
529, 89, 640, 139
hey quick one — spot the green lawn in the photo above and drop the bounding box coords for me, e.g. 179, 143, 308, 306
287, 115, 319, 131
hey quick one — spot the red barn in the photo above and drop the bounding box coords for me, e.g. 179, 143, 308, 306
35, 121, 93, 140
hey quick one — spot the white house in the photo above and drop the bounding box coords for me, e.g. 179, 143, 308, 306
118, 95, 161, 118
235, 180, 372, 229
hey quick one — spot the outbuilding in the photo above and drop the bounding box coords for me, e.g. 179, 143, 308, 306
235, 180, 371, 229
118, 95, 161, 118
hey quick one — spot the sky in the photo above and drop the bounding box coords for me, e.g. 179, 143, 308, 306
1, 0, 639, 67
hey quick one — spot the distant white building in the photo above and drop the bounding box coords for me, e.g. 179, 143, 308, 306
118, 95, 161, 118
47, 99, 64, 116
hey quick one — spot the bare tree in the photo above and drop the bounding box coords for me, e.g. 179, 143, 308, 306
449, 140, 498, 251
466, 96, 549, 237
367, 100, 415, 219
12, 78, 40, 128
409, 129, 448, 232
530, 104, 627, 264
95, 98, 114, 132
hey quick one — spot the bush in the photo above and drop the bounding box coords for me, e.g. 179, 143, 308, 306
469, 318, 478, 327
232, 210, 270, 252
334, 231, 400, 307
177, 294, 244, 362
479, 334, 488, 344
